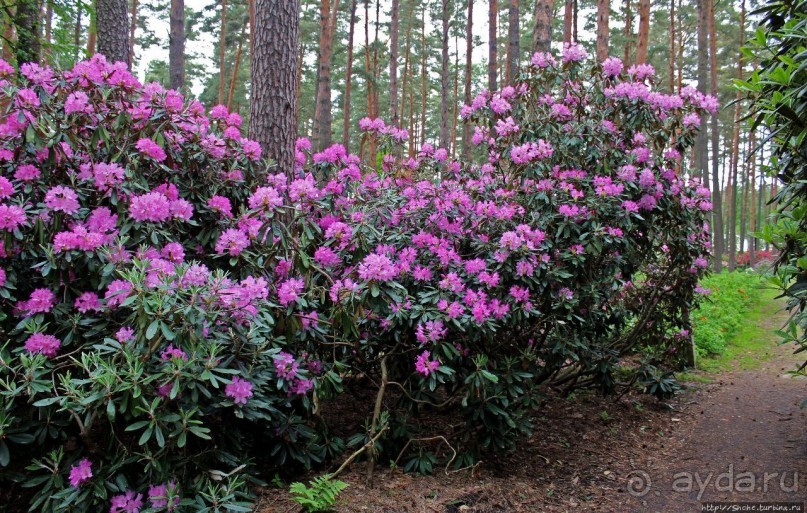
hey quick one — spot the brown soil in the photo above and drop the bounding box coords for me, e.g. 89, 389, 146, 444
257, 300, 807, 513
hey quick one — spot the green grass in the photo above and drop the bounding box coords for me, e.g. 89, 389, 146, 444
697, 285, 784, 372
675, 272, 786, 383
692, 271, 764, 357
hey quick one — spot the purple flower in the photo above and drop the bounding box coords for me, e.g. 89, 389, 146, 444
19, 288, 56, 314
135, 138, 167, 162
357, 253, 397, 282
110, 490, 144, 513
602, 57, 623, 77
274, 352, 299, 379
69, 459, 92, 487
74, 292, 102, 313
116, 326, 135, 343
277, 277, 305, 306
225, 376, 253, 405
24, 333, 60, 358
148, 482, 180, 511
415, 351, 440, 376
215, 228, 250, 256
129, 192, 171, 223
14, 164, 40, 181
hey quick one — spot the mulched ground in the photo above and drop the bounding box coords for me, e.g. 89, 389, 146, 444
258, 299, 807, 513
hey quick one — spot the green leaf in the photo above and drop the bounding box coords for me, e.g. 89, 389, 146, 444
146, 320, 160, 340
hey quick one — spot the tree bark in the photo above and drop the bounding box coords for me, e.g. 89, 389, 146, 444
14, 0, 41, 66
730, 0, 746, 265
218, 0, 227, 104
463, 0, 474, 156
488, 0, 498, 91
128, 0, 138, 68
440, 0, 450, 148
249, 0, 299, 175
563, 0, 573, 44
389, 0, 400, 126
420, 3, 427, 148
506, 0, 519, 84
698, 0, 721, 270
227, 22, 246, 109
635, 0, 649, 64
452, 31, 459, 157
43, 0, 53, 61
169, 0, 185, 90
532, 0, 553, 52
676, 0, 682, 92
313, 0, 339, 150
96, 0, 129, 64
596, 0, 609, 61
623, 0, 631, 65
668, 0, 675, 91
343, 0, 357, 150
86, 4, 96, 56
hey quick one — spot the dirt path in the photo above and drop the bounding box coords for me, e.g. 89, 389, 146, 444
258, 297, 807, 513
629, 298, 807, 512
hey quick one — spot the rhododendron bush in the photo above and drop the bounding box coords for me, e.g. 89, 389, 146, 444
0, 47, 714, 511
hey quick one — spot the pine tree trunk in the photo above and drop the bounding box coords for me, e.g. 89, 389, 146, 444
362, 0, 373, 159
730, 0, 746, 263
96, 0, 129, 65
86, 5, 96, 56
128, 0, 138, 68
218, 0, 227, 104
43, 0, 53, 61
313, 0, 338, 150
372, 0, 380, 121
506, 0, 519, 84
668, 0, 675, 92
488, 0, 498, 91
420, 3, 427, 148
463, 0, 474, 156
573, 0, 578, 41
749, 128, 757, 262
706, 0, 742, 271
14, 0, 41, 66
563, 0, 573, 44
623, 0, 631, 65
676, 0, 682, 92
343, 0, 357, 150
3, 11, 14, 63
169, 0, 185, 90
389, 0, 400, 126
740, 133, 749, 254
452, 31, 459, 157
249, 0, 299, 175
635, 0, 649, 64
532, 0, 553, 52
440, 0, 450, 148
596, 0, 609, 61
227, 23, 246, 109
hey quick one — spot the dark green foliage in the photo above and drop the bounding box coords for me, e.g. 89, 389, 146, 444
742, 0, 807, 379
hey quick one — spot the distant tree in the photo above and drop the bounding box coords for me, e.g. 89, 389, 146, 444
14, 0, 41, 65
531, 0, 553, 52
169, 0, 185, 89
506, 0, 519, 84
635, 0, 649, 63
596, 0, 609, 61
488, 0, 497, 91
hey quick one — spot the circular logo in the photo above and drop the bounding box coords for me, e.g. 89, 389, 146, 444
626, 470, 652, 497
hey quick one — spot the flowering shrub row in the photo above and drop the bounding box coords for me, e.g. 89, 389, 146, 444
0, 46, 713, 511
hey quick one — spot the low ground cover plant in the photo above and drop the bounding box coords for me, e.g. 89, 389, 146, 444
692, 271, 763, 356
0, 48, 714, 510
